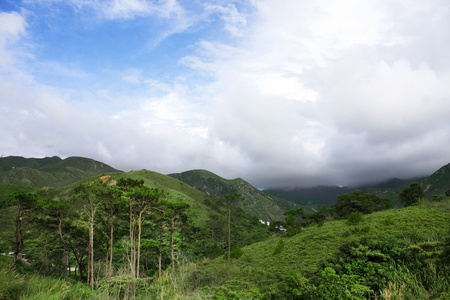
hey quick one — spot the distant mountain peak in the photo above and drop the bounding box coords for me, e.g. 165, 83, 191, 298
0, 155, 122, 188
169, 169, 300, 221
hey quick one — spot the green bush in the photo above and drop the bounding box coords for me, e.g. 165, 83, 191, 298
272, 239, 285, 255
230, 244, 243, 259
347, 211, 363, 225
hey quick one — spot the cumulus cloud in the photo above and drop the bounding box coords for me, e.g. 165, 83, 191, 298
0, 11, 27, 66
188, 0, 450, 187
205, 3, 248, 37
1, 0, 450, 188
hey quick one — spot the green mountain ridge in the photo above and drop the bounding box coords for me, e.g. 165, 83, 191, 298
0, 169, 269, 269
200, 199, 450, 299
0, 156, 122, 188
265, 163, 450, 207
420, 162, 450, 198
0, 156, 449, 299
169, 169, 301, 222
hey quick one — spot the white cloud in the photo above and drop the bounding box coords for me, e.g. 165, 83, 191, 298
186, 0, 450, 186
205, 3, 248, 37
0, 11, 28, 67
96, 0, 185, 21
2, 0, 450, 188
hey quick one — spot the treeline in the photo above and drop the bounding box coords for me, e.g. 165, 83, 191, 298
1, 177, 449, 299
0, 177, 268, 296
270, 182, 437, 236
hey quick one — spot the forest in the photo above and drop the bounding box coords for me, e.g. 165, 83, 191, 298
0, 167, 449, 299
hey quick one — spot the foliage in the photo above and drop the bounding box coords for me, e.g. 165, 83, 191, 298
170, 169, 301, 222
0, 156, 121, 188
433, 194, 447, 201
0, 256, 96, 300
1, 166, 449, 299
400, 182, 425, 207
230, 244, 243, 259
334, 190, 391, 218
347, 211, 363, 225
272, 239, 285, 255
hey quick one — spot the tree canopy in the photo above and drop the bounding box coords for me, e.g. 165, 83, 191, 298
334, 190, 391, 218
399, 182, 425, 207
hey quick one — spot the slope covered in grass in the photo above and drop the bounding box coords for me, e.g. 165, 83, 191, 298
197, 199, 450, 299
0, 156, 121, 188
170, 169, 301, 221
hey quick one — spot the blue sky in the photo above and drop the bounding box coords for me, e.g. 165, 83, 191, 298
1, 0, 450, 188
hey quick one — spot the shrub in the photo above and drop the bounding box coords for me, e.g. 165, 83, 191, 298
272, 239, 285, 255
230, 244, 243, 259
399, 182, 425, 207
347, 212, 363, 225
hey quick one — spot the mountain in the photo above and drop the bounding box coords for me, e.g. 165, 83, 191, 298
419, 162, 450, 198
0, 169, 270, 261
264, 162, 450, 207
264, 185, 355, 206
200, 199, 450, 298
0, 156, 122, 188
169, 169, 301, 222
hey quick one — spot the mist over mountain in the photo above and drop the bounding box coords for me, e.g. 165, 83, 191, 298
1, 155, 449, 210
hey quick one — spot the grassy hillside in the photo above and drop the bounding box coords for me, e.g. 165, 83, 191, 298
195, 199, 450, 299
264, 185, 355, 206
0, 164, 449, 299
0, 156, 122, 188
420, 162, 450, 199
3, 197, 447, 299
0, 169, 269, 259
169, 169, 301, 222
264, 163, 450, 208
109, 170, 234, 226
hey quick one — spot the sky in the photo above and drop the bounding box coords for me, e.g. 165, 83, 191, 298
1, 0, 450, 188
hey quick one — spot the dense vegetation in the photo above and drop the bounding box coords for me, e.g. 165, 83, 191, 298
1, 195, 449, 299
0, 171, 270, 299
0, 156, 449, 299
170, 169, 300, 222
0, 156, 121, 188
265, 163, 450, 208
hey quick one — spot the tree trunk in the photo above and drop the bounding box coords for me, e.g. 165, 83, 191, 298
228, 203, 231, 263
129, 199, 135, 279
58, 218, 68, 281
137, 210, 145, 278
13, 211, 21, 269
170, 217, 175, 270
89, 212, 94, 289
158, 223, 163, 279
105, 246, 109, 279
58, 230, 62, 277
109, 208, 114, 278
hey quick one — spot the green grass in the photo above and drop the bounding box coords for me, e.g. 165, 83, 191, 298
0, 156, 121, 188
169, 169, 301, 221
110, 170, 229, 226
0, 256, 95, 300
0, 199, 448, 299
196, 199, 450, 298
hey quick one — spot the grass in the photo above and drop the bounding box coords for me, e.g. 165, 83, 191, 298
197, 199, 450, 297
0, 256, 95, 300
0, 199, 448, 299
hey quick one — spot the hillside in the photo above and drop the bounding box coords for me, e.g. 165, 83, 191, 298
0, 156, 122, 188
0, 169, 269, 262
0, 158, 449, 299
264, 185, 355, 206
197, 199, 450, 299
264, 162, 450, 207
419, 162, 450, 199
169, 169, 301, 222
